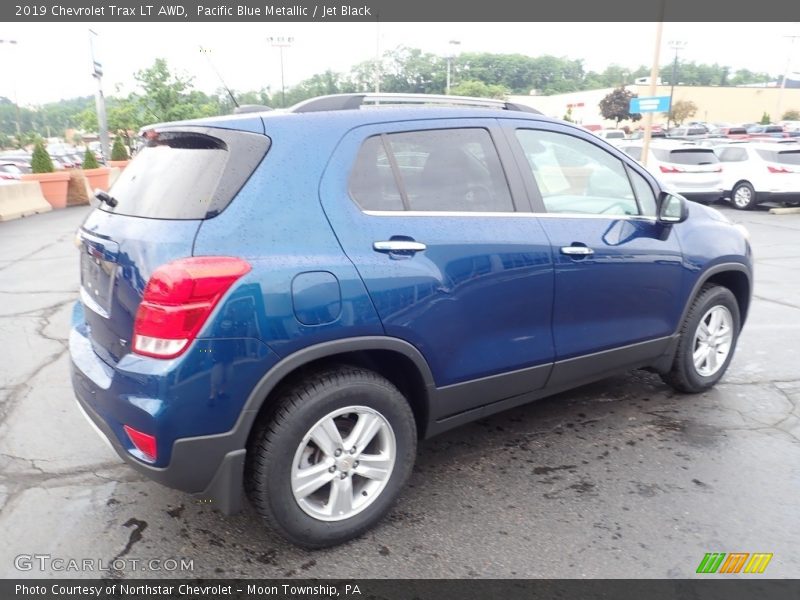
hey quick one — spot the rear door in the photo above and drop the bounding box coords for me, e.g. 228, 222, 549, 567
77, 126, 269, 365
319, 118, 555, 418
504, 122, 684, 385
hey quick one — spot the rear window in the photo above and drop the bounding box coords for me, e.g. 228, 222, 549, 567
652, 148, 719, 165
602, 131, 625, 139
756, 149, 800, 165
101, 128, 269, 220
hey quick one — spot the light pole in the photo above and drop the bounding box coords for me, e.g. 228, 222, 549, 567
267, 36, 293, 107
777, 34, 800, 122
667, 40, 686, 130
0, 39, 21, 140
89, 30, 109, 161
445, 40, 461, 95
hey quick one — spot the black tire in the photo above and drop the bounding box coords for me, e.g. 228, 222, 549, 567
731, 181, 757, 210
662, 285, 741, 393
245, 366, 417, 548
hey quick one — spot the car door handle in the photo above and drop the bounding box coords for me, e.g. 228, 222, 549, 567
560, 245, 594, 256
373, 240, 427, 253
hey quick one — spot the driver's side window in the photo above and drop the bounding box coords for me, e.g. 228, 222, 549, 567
515, 129, 640, 216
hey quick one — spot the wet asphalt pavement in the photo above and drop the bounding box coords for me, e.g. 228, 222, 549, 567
0, 202, 798, 579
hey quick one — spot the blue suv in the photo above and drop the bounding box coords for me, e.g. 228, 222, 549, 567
70, 94, 752, 547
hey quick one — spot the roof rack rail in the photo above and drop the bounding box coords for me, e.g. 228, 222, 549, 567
288, 93, 541, 115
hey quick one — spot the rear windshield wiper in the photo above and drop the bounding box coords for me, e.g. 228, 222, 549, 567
95, 190, 118, 208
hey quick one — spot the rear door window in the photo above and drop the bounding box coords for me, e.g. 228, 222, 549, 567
101, 128, 269, 220
718, 147, 748, 162
349, 128, 514, 213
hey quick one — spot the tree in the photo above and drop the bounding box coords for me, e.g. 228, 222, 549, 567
599, 88, 642, 126
760, 112, 771, 124
111, 137, 128, 161
782, 109, 800, 120
449, 80, 508, 99
669, 100, 698, 125
82, 148, 100, 169
30, 140, 54, 173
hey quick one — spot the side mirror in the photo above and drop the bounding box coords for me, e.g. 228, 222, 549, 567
658, 192, 688, 224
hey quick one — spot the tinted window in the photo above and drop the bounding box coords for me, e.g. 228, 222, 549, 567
101, 129, 269, 220
349, 136, 404, 211
718, 147, 748, 162
756, 149, 800, 165
652, 148, 719, 165
350, 129, 514, 213
516, 129, 639, 216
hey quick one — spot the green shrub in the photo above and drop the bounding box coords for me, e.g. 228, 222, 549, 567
30, 141, 54, 174
82, 148, 100, 169
111, 137, 129, 161
759, 111, 771, 124
782, 109, 800, 121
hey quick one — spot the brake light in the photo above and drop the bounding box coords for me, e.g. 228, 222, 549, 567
124, 425, 157, 461
133, 257, 251, 359
659, 165, 684, 173
767, 165, 792, 174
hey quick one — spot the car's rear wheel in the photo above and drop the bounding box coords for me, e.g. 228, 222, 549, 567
731, 181, 757, 210
246, 366, 417, 548
662, 284, 741, 393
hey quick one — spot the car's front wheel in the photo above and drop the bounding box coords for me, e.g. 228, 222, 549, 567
246, 366, 417, 548
662, 284, 741, 393
731, 181, 757, 210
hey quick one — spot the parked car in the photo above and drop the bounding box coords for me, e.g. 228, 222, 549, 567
71, 93, 752, 548
709, 126, 749, 140
594, 129, 627, 142
715, 141, 800, 209
0, 162, 23, 180
746, 124, 791, 139
617, 140, 724, 204
667, 125, 709, 139
0, 156, 31, 174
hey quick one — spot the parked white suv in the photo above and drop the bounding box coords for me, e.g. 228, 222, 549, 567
715, 141, 800, 209
617, 140, 724, 204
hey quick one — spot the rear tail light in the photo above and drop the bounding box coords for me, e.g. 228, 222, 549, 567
767, 165, 792, 174
133, 256, 251, 359
659, 165, 684, 173
123, 425, 157, 461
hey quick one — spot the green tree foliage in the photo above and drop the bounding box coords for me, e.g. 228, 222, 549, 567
449, 80, 508, 99
111, 137, 128, 161
760, 112, 771, 124
669, 99, 698, 125
82, 148, 100, 169
599, 88, 642, 126
782, 109, 800, 120
0, 52, 783, 141
30, 140, 54, 173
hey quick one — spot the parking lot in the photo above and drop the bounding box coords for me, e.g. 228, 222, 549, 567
0, 202, 798, 579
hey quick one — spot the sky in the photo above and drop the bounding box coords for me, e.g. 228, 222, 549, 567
2, 22, 800, 106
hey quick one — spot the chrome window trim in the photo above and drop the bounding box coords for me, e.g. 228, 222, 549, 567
363, 209, 658, 222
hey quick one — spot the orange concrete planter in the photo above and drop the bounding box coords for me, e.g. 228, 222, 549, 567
83, 167, 111, 192
21, 172, 71, 209
108, 160, 129, 170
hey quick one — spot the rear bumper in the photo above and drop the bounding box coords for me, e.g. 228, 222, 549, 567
73, 381, 246, 514
69, 302, 280, 514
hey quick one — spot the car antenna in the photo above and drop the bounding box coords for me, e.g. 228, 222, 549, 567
199, 46, 239, 109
